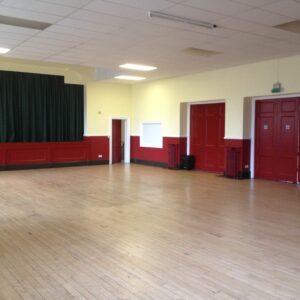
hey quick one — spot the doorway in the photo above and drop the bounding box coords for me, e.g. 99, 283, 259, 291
109, 118, 130, 164
255, 97, 300, 183
189, 103, 225, 172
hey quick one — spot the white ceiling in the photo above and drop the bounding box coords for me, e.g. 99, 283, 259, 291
1, 0, 300, 81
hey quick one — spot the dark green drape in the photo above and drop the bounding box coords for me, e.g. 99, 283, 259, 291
0, 71, 84, 143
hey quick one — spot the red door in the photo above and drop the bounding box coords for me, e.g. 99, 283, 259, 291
255, 98, 300, 183
112, 120, 122, 164
190, 103, 225, 172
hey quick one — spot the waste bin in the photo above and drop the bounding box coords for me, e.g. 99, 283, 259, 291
181, 155, 195, 170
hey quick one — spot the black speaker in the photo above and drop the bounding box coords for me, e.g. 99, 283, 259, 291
181, 155, 195, 170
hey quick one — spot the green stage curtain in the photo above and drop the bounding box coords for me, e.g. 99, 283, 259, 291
0, 71, 84, 142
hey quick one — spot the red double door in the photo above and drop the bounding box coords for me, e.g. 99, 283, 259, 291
190, 103, 225, 172
255, 98, 300, 183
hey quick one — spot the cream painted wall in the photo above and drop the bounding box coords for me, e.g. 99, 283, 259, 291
131, 55, 300, 139
85, 82, 131, 136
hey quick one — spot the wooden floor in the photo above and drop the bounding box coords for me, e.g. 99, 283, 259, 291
0, 164, 299, 300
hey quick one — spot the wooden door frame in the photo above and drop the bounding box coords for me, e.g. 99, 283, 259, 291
109, 117, 130, 165
186, 100, 225, 155
250, 94, 300, 182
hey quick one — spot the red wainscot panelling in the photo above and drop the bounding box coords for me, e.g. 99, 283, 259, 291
0, 147, 6, 165
179, 137, 187, 158
2, 143, 50, 166
130, 136, 187, 168
224, 139, 251, 179
0, 136, 110, 170
51, 142, 90, 163
84, 136, 109, 161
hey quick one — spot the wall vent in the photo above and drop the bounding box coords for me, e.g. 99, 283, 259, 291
184, 47, 220, 56
0, 15, 51, 30
274, 20, 300, 34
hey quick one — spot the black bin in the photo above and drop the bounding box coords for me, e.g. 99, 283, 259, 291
181, 155, 195, 170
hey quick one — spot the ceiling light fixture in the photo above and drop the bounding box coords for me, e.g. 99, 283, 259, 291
115, 75, 146, 81
0, 47, 10, 54
148, 11, 217, 29
119, 63, 157, 71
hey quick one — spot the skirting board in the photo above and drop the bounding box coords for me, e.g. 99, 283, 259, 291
0, 160, 109, 171
131, 159, 167, 168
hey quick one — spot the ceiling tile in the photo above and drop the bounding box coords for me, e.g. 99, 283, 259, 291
1, 0, 76, 16
46, 24, 100, 38
84, 0, 144, 19
5, 50, 48, 59
105, 0, 174, 10
25, 35, 79, 47
20, 40, 69, 51
70, 9, 134, 27
57, 18, 119, 34
167, 0, 187, 3
77, 36, 140, 51
115, 21, 176, 37
37, 0, 91, 8
0, 23, 39, 35
231, 0, 280, 7
161, 4, 224, 22
262, 0, 300, 19
37, 29, 91, 43
0, 30, 30, 40
13, 45, 59, 55
184, 0, 253, 16
217, 17, 268, 33
44, 55, 87, 64
237, 8, 294, 26
0, 37, 22, 47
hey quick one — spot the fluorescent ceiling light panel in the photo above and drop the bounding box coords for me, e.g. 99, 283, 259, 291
119, 63, 157, 71
115, 75, 146, 81
0, 47, 10, 54
148, 11, 217, 29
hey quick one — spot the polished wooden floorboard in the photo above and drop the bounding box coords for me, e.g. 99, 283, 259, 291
0, 164, 299, 300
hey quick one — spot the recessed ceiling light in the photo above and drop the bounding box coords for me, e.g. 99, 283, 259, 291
0, 47, 10, 54
115, 75, 146, 81
119, 63, 157, 71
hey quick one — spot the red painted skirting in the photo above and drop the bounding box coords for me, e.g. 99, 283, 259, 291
130, 136, 187, 166
225, 139, 251, 177
0, 136, 109, 167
